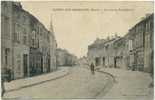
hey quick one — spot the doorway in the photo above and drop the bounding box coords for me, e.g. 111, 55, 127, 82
95, 57, 100, 66
114, 57, 117, 68
102, 57, 105, 66
23, 54, 28, 77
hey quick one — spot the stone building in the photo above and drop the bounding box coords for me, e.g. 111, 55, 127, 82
87, 35, 121, 68
87, 13, 154, 73
144, 14, 154, 73
1, 1, 57, 80
1, 1, 15, 80
56, 48, 77, 66
113, 37, 128, 69
126, 13, 154, 72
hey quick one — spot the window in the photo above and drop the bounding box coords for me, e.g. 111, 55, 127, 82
129, 40, 133, 51
23, 35, 27, 45
47, 35, 50, 42
139, 25, 142, 33
5, 48, 9, 65
17, 60, 21, 73
150, 21, 153, 31
38, 27, 40, 35
4, 3, 8, 14
32, 39, 35, 47
23, 15, 26, 23
14, 24, 20, 43
40, 29, 42, 36
31, 30, 36, 47
23, 29, 26, 34
146, 21, 150, 32
4, 17, 10, 38
32, 30, 36, 39
37, 39, 39, 48
14, 32, 20, 43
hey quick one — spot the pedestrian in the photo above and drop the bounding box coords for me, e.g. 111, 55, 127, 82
1, 77, 5, 97
6, 68, 12, 82
90, 63, 95, 75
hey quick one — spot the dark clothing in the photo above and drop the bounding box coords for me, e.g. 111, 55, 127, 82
1, 79, 5, 97
90, 63, 95, 75
6, 69, 12, 82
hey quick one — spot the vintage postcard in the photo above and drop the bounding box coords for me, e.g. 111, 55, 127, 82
1, 0, 154, 100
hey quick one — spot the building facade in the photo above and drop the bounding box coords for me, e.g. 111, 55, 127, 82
56, 48, 77, 66
126, 14, 154, 72
113, 37, 127, 69
1, 1, 57, 80
128, 14, 154, 72
87, 14, 154, 73
144, 14, 154, 73
87, 35, 123, 68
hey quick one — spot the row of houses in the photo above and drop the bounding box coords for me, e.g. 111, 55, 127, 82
1, 1, 54, 80
87, 13, 153, 73
1, 1, 78, 80
56, 48, 77, 66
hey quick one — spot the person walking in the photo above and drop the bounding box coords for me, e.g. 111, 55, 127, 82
90, 63, 95, 75
6, 68, 12, 82
1, 76, 5, 97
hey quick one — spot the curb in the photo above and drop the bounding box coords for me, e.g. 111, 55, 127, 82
83, 66, 116, 83
95, 69, 117, 98
5, 69, 70, 93
96, 70, 117, 83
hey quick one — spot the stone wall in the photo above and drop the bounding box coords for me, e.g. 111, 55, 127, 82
1, 1, 57, 80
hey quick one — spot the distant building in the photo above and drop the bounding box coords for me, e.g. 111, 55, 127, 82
78, 56, 89, 66
56, 48, 77, 66
87, 35, 121, 68
1, 1, 57, 80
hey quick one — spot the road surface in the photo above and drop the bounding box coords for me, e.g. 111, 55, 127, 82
4, 66, 113, 99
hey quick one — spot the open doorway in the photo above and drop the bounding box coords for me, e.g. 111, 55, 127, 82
95, 57, 100, 66
102, 57, 105, 66
23, 54, 28, 77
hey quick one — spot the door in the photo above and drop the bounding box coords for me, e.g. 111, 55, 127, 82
41, 56, 43, 73
102, 57, 105, 66
114, 57, 117, 68
95, 57, 100, 66
47, 58, 50, 72
23, 54, 28, 77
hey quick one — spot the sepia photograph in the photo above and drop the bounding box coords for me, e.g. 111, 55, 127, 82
1, 0, 154, 100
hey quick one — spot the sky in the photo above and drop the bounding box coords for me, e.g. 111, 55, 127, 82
21, 1, 153, 58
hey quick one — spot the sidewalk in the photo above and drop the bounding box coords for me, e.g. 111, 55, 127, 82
98, 68, 154, 100
4, 67, 70, 93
